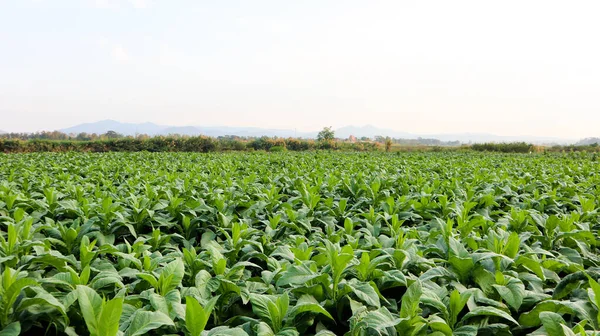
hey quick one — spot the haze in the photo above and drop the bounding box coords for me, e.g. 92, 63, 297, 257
1, 0, 599, 138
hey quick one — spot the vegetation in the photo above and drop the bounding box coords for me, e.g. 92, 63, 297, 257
1, 151, 600, 335
317, 127, 335, 143
471, 142, 534, 153
0, 136, 374, 153
385, 137, 392, 152
4, 129, 600, 154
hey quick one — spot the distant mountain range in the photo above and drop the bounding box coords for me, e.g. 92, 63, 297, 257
61, 120, 317, 138
575, 138, 600, 146
58, 120, 575, 144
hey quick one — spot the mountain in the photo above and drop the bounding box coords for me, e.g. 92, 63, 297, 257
335, 125, 573, 144
0, 130, 6, 134
336, 125, 413, 139
575, 137, 600, 146
61, 120, 314, 138
421, 133, 573, 145
62, 120, 166, 136
60, 120, 577, 144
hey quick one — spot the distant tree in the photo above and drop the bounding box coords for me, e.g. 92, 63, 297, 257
385, 137, 392, 152
317, 127, 335, 142
104, 130, 121, 139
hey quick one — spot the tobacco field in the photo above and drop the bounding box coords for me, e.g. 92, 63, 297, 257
0, 151, 599, 336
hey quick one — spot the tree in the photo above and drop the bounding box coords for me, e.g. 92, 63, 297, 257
317, 127, 335, 142
385, 137, 392, 152
104, 130, 121, 139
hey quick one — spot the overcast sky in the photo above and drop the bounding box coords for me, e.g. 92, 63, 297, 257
1, 0, 599, 137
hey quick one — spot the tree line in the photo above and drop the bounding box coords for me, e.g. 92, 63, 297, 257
0, 135, 384, 153
2, 128, 598, 153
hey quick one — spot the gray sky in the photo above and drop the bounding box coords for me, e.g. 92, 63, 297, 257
1, 0, 599, 138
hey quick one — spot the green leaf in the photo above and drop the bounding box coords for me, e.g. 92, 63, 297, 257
137, 273, 158, 289
255, 322, 275, 336
5, 278, 37, 312
0, 322, 20, 336
358, 307, 402, 332
587, 275, 600, 324
493, 277, 525, 311
195, 270, 218, 299
76, 285, 103, 335
516, 255, 545, 281
347, 281, 380, 308
449, 289, 471, 327
288, 295, 334, 321
452, 325, 478, 336
428, 315, 452, 335
276, 263, 320, 287
461, 306, 519, 325
553, 271, 587, 300
449, 256, 474, 282
250, 294, 283, 331
504, 232, 521, 258
185, 297, 205, 336
204, 326, 250, 336
276, 328, 300, 336
400, 280, 422, 319
539, 311, 568, 336
149, 293, 169, 316
125, 311, 174, 336
160, 258, 184, 292
97, 297, 124, 336
519, 300, 574, 327
421, 292, 448, 320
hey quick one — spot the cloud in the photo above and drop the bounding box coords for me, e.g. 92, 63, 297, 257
111, 46, 130, 63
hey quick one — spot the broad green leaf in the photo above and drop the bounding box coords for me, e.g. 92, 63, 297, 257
428, 315, 452, 335
493, 277, 525, 311
347, 281, 380, 308
160, 258, 185, 292
448, 256, 474, 282
97, 297, 124, 336
125, 311, 174, 336
195, 270, 218, 299
461, 306, 519, 325
449, 289, 471, 327
452, 325, 478, 336
539, 311, 568, 336
276, 263, 320, 287
400, 280, 422, 319
204, 326, 250, 336
5, 278, 38, 312
0, 322, 20, 336
186, 296, 208, 336
76, 285, 103, 335
288, 295, 334, 321
519, 300, 574, 327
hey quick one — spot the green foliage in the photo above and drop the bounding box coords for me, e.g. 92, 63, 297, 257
471, 142, 534, 153
0, 151, 599, 335
317, 126, 335, 142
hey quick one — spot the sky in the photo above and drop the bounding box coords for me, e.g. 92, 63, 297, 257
1, 0, 599, 138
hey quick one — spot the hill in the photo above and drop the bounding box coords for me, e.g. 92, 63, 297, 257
575, 137, 600, 146
57, 120, 576, 144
